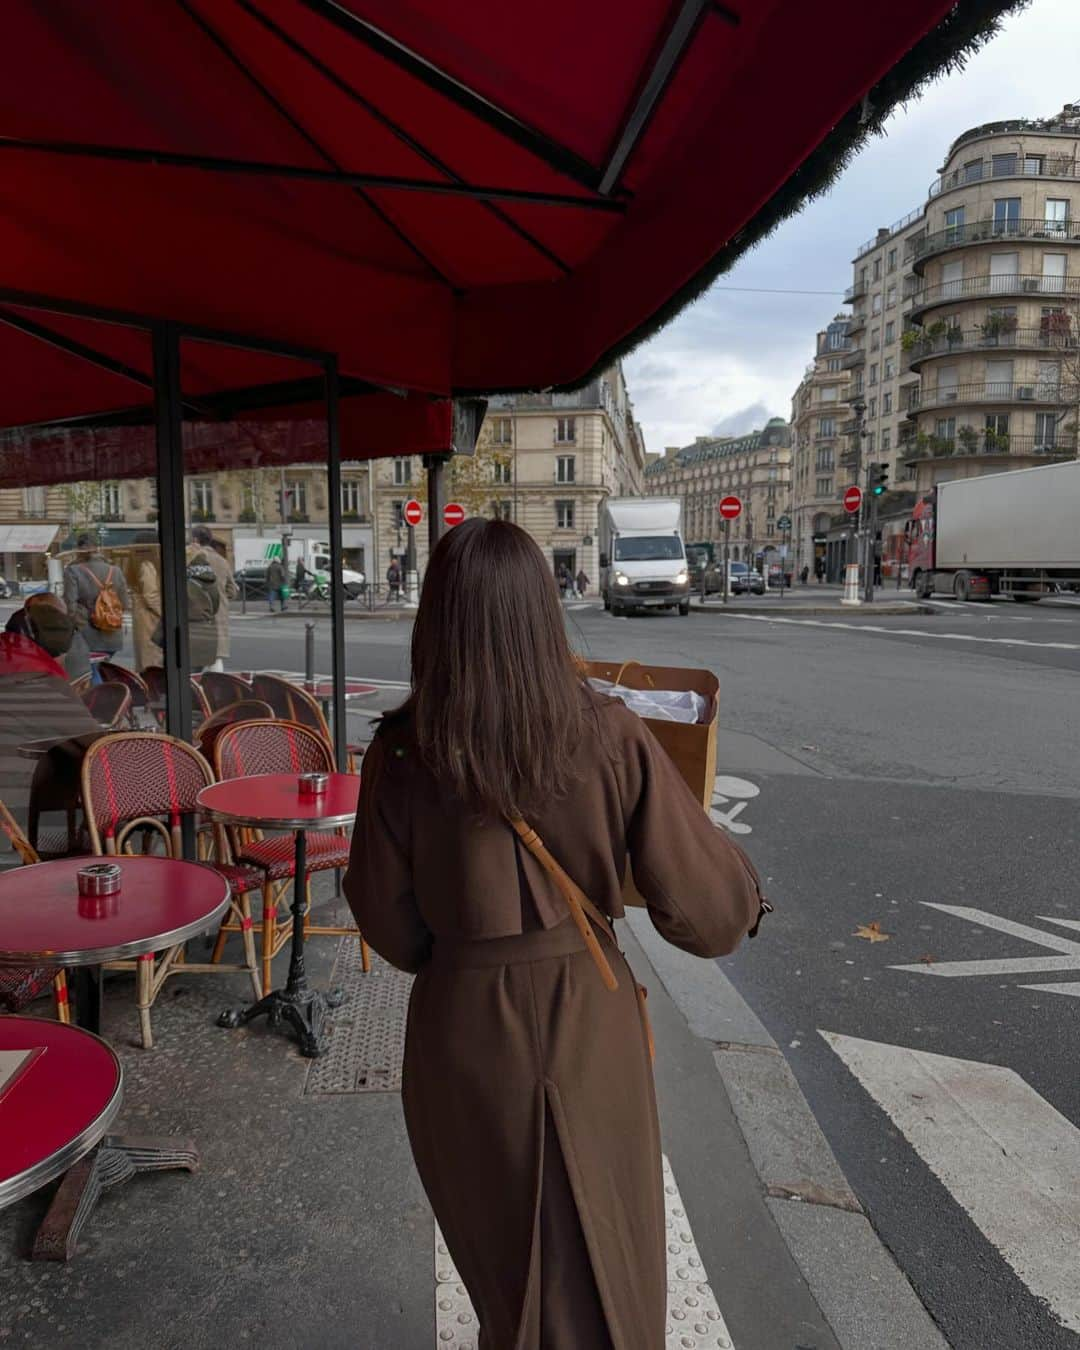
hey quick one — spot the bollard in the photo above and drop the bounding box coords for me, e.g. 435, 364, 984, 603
841, 562, 862, 606
304, 621, 316, 688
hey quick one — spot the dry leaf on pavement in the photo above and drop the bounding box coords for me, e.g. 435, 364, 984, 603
853, 921, 891, 943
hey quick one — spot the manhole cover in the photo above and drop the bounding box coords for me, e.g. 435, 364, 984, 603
304, 940, 412, 1094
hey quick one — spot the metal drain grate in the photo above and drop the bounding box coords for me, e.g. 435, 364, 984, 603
304, 939, 412, 1094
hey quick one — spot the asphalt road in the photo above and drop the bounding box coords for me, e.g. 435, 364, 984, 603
12, 593, 1079, 1345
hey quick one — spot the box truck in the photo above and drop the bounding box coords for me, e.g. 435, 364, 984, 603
907, 460, 1080, 601
599, 497, 690, 616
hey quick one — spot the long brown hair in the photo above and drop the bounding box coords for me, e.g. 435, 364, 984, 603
403, 518, 584, 818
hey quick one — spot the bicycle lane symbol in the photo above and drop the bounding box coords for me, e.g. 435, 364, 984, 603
710, 775, 759, 835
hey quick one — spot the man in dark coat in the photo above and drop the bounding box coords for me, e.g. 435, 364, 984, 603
266, 555, 287, 612
62, 533, 130, 656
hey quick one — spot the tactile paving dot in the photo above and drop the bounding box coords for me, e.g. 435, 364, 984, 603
303, 941, 412, 1094
434, 1159, 736, 1348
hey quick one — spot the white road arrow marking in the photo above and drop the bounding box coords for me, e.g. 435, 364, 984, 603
891, 903, 1080, 978
1019, 983, 1080, 997
723, 613, 1080, 650
822, 1031, 1080, 1335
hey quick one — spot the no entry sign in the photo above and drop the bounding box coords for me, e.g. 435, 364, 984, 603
443, 502, 466, 528
403, 499, 423, 527
718, 495, 742, 521
843, 485, 863, 514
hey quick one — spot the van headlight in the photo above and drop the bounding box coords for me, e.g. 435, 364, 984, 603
674, 570, 688, 586
614, 572, 630, 587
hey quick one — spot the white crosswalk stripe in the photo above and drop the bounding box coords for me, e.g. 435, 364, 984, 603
724, 613, 1080, 651
822, 1031, 1080, 1335
433, 1154, 734, 1348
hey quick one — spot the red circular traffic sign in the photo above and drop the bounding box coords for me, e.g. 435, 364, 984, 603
843, 485, 863, 514
718, 495, 742, 520
443, 502, 466, 528
403, 499, 423, 527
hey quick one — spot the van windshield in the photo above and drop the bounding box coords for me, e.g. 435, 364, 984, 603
614, 536, 684, 562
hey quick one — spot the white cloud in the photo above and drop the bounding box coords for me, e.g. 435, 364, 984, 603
625, 0, 1080, 455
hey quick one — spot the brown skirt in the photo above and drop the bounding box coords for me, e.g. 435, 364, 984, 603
402, 920, 664, 1350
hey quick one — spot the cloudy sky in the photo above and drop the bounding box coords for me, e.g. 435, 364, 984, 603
624, 0, 1080, 453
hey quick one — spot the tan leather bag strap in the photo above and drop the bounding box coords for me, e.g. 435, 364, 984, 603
506, 814, 619, 992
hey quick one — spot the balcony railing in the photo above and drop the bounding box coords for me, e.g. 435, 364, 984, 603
907, 379, 1080, 414
929, 154, 1080, 199
904, 431, 1076, 460
841, 347, 866, 369
844, 278, 868, 303
902, 324, 1080, 369
910, 217, 1080, 266
910, 273, 1080, 311
847, 310, 867, 334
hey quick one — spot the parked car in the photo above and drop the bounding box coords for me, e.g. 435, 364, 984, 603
0, 575, 12, 600
732, 565, 766, 595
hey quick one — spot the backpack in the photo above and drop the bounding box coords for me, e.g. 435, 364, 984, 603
81, 564, 124, 632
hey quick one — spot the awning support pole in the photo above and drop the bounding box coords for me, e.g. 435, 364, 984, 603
424, 453, 451, 561
324, 358, 347, 772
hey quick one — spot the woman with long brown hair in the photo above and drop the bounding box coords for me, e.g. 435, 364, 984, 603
345, 519, 765, 1349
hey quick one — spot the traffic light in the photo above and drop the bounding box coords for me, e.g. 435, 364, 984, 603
871, 462, 890, 496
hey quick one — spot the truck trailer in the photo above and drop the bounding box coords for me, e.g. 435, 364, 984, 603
907, 459, 1080, 602
599, 497, 690, 616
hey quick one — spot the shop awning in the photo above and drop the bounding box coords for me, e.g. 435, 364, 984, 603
0, 523, 58, 553
0, 0, 1023, 419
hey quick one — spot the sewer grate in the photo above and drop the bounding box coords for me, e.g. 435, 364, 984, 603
303, 939, 412, 1095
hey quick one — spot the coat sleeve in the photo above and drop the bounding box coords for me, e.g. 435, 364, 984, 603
63, 567, 87, 630
344, 736, 432, 974
623, 718, 765, 958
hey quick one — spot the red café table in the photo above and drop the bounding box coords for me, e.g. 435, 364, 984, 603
0, 857, 229, 1259
198, 772, 360, 1058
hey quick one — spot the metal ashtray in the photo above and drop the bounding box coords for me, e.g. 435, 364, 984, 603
298, 772, 329, 797
77, 862, 122, 897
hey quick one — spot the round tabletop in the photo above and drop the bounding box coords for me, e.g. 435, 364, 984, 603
197, 772, 361, 831
0, 856, 231, 966
302, 679, 377, 701
0, 1017, 122, 1209
17, 729, 105, 759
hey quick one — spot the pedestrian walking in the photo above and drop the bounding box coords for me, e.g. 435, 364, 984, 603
386, 558, 402, 603
345, 519, 767, 1350
184, 548, 221, 673
62, 533, 129, 659
575, 568, 589, 598
800, 564, 809, 586
294, 557, 311, 600
814, 558, 825, 584
126, 532, 162, 673
192, 526, 237, 671
266, 555, 287, 612
556, 563, 570, 598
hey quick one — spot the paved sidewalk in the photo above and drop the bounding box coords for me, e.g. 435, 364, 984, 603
1, 882, 948, 1349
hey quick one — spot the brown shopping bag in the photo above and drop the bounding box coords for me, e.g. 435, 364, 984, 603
580, 659, 719, 908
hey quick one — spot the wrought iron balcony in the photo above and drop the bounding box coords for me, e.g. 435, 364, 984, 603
904, 431, 1077, 460
909, 273, 1080, 315
910, 217, 1080, 270
845, 278, 868, 303
906, 379, 1080, 415
929, 153, 1080, 199
841, 347, 866, 369
902, 323, 1080, 370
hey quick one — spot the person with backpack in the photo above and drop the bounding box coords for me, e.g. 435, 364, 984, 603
63, 534, 130, 657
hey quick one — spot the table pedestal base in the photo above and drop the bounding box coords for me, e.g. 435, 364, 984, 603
217, 984, 344, 1058
32, 1134, 199, 1262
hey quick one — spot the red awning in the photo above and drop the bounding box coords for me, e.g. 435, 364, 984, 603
0, 0, 1021, 414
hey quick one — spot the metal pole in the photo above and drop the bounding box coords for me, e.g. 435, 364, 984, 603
304, 621, 316, 688
722, 520, 729, 604
862, 460, 877, 604
424, 453, 451, 560
324, 358, 347, 771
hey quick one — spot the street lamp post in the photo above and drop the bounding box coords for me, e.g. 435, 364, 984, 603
847, 400, 866, 578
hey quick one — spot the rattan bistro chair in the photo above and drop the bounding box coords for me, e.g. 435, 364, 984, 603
195, 699, 275, 764
201, 670, 254, 714
211, 720, 369, 992
81, 733, 264, 1048
250, 673, 361, 771
0, 798, 71, 1023
97, 662, 150, 726
82, 680, 133, 730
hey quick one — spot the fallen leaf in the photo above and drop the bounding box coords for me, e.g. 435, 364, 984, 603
853, 921, 891, 943
919, 953, 935, 965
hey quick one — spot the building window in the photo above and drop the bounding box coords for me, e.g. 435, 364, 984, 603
872, 258, 882, 280
555, 417, 577, 444
991, 153, 1017, 178
286, 479, 307, 518
865, 431, 875, 454
869, 363, 878, 386
883, 392, 893, 414
490, 417, 512, 445
884, 358, 895, 380
766, 524, 775, 537
555, 500, 575, 529
22, 486, 46, 517
992, 197, 1021, 234
190, 479, 213, 518
935, 417, 957, 444
868, 397, 877, 419
886, 284, 897, 308
341, 479, 362, 516
963, 158, 984, 183
885, 321, 895, 345
826, 357, 842, 372
1046, 199, 1069, 233
816, 448, 834, 470
818, 417, 835, 437
493, 458, 513, 485
944, 206, 965, 241
816, 477, 833, 497
882, 430, 891, 452
887, 247, 897, 272
1034, 412, 1057, 448
769, 449, 778, 462
820, 384, 839, 402
1024, 155, 1044, 176
491, 499, 513, 521
768, 467, 777, 481
870, 331, 881, 352
871, 293, 882, 315
556, 454, 576, 484
393, 457, 412, 485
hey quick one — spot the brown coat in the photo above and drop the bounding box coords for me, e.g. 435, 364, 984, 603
345, 690, 763, 1350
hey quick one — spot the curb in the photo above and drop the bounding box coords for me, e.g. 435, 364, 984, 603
623, 908, 950, 1350
232, 607, 411, 623
691, 602, 935, 618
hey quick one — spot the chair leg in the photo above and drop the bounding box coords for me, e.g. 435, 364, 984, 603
53, 972, 71, 1024
239, 894, 261, 998
135, 954, 154, 1050
261, 884, 276, 995
210, 923, 229, 966
360, 937, 372, 973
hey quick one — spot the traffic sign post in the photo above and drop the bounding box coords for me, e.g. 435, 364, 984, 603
443, 502, 466, 528
717, 496, 741, 606
843, 485, 862, 514
403, 499, 423, 528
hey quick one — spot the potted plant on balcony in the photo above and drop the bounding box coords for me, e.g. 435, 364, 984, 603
957, 425, 979, 455
901, 329, 919, 352
238, 508, 257, 524
946, 323, 964, 348
979, 312, 1017, 343
927, 319, 948, 342
984, 428, 1010, 453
